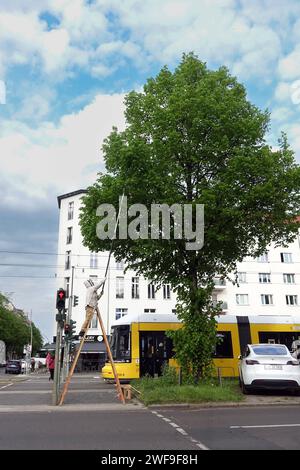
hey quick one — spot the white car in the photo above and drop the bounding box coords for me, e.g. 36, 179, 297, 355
238, 343, 300, 394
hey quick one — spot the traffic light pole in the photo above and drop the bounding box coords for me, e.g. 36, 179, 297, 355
62, 266, 75, 382
52, 315, 63, 406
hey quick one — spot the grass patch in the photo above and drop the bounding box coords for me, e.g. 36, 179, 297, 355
131, 377, 244, 406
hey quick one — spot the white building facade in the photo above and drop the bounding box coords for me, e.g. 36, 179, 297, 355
55, 190, 300, 340
213, 240, 300, 318
55, 190, 177, 339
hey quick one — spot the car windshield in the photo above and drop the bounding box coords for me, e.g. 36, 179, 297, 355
252, 345, 287, 356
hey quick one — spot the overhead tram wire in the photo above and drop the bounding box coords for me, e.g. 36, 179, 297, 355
0, 250, 113, 257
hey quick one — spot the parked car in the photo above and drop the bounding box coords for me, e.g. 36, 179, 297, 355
238, 343, 300, 394
5, 360, 22, 374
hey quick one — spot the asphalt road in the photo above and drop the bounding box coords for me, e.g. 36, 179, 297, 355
1, 373, 300, 450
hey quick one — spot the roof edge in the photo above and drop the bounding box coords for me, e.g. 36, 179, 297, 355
57, 189, 87, 208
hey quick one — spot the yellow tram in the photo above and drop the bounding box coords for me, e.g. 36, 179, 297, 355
102, 313, 300, 380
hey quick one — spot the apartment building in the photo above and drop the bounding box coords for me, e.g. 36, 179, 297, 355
55, 190, 177, 350
56, 190, 300, 347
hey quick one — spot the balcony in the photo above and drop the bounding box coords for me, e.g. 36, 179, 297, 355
212, 300, 228, 311
213, 278, 226, 289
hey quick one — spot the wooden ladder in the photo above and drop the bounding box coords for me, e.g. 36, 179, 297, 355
58, 306, 125, 406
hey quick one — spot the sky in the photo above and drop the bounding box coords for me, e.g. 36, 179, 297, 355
0, 0, 300, 341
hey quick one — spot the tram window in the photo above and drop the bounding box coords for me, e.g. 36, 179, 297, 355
258, 332, 299, 352
110, 325, 131, 361
214, 331, 233, 358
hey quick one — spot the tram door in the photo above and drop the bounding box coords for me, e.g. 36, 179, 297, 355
139, 331, 173, 377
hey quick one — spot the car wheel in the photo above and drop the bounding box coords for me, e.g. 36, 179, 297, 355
240, 377, 250, 395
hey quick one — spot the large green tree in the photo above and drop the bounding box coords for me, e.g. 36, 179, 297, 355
0, 294, 43, 357
80, 53, 300, 381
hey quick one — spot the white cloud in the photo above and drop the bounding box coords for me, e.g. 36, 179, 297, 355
271, 106, 294, 123
0, 0, 296, 84
274, 82, 293, 102
0, 80, 5, 104
278, 46, 300, 80
0, 93, 126, 208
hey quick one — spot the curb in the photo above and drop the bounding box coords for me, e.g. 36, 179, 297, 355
147, 399, 300, 409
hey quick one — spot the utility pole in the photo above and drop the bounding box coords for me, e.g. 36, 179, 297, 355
29, 310, 33, 374
52, 319, 63, 405
52, 289, 66, 406
62, 266, 75, 382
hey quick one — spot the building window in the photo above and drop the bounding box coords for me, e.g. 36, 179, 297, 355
283, 273, 295, 284
237, 272, 246, 284
90, 252, 98, 269
91, 314, 98, 329
281, 253, 293, 263
116, 277, 124, 299
236, 294, 249, 305
68, 201, 74, 220
64, 277, 70, 298
286, 295, 298, 306
163, 284, 171, 299
115, 308, 128, 320
132, 277, 139, 299
66, 227, 73, 244
148, 282, 155, 299
257, 252, 269, 263
144, 309, 156, 313
116, 260, 124, 270
261, 294, 274, 305
259, 273, 271, 284
172, 309, 177, 314
65, 251, 71, 270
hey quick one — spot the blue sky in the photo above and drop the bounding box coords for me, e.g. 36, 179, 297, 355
0, 0, 300, 340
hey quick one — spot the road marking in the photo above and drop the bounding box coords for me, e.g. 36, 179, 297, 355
0, 383, 13, 390
151, 410, 209, 450
231, 423, 300, 429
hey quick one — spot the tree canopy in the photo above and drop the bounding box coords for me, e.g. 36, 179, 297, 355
80, 53, 300, 380
0, 293, 43, 358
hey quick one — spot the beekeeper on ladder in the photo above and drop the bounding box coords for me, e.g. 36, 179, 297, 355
79, 278, 106, 337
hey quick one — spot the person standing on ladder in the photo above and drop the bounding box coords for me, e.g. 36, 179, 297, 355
79, 278, 106, 337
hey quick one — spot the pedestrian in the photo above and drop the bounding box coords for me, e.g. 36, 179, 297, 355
292, 344, 300, 360
30, 357, 35, 372
79, 278, 106, 337
48, 352, 55, 381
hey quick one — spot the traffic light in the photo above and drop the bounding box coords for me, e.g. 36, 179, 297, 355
70, 342, 76, 355
73, 295, 79, 307
64, 323, 71, 338
56, 288, 66, 312
70, 320, 77, 339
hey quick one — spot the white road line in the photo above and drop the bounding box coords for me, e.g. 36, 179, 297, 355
177, 428, 188, 436
231, 423, 300, 429
151, 410, 209, 450
0, 383, 13, 390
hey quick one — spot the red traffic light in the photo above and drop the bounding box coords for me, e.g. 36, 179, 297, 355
56, 288, 66, 311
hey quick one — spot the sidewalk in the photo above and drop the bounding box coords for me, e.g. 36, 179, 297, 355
0, 373, 139, 412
